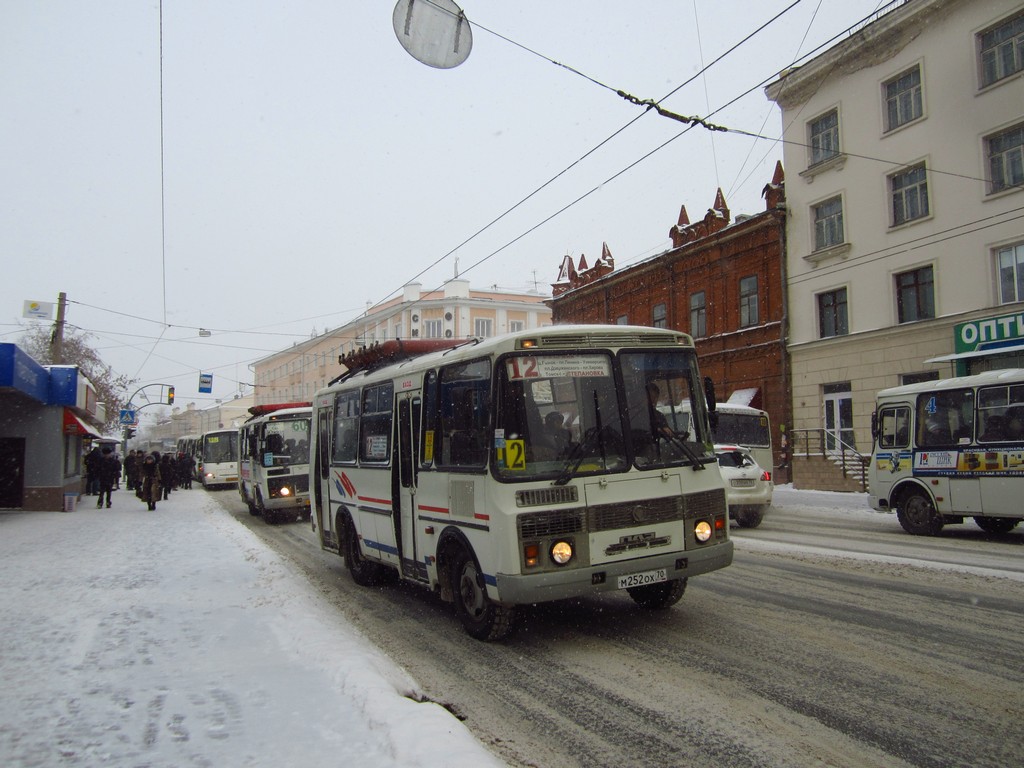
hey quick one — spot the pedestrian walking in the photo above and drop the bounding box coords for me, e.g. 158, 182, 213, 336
139, 451, 162, 511
84, 445, 102, 495
160, 453, 175, 499
95, 447, 121, 509
123, 450, 138, 491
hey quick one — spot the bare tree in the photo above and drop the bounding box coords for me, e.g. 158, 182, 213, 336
19, 324, 136, 434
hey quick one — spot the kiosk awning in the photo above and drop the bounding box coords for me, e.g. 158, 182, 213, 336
63, 408, 101, 438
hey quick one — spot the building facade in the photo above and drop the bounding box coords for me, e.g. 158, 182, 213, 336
765, 0, 1024, 458
252, 280, 551, 406
549, 173, 790, 474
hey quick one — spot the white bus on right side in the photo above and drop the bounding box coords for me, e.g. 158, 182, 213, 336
869, 369, 1024, 536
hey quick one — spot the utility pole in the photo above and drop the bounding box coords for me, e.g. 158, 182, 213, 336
50, 291, 67, 364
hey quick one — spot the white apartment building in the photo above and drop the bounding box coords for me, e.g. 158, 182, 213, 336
252, 280, 551, 406
766, 0, 1024, 456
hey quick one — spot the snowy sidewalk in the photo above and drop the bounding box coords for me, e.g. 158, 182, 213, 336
0, 488, 503, 767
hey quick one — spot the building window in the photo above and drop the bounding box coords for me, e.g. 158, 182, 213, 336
896, 266, 935, 323
424, 319, 442, 338
616, 315, 628, 325
986, 124, 1024, 194
689, 292, 706, 338
997, 242, 1024, 303
813, 196, 844, 250
809, 109, 839, 166
889, 163, 929, 226
817, 288, 849, 338
652, 303, 667, 328
901, 371, 939, 386
980, 11, 1024, 88
509, 320, 524, 333
739, 276, 759, 327
884, 65, 923, 132
474, 318, 493, 337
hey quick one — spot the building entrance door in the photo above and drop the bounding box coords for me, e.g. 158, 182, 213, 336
823, 384, 855, 455
0, 437, 26, 508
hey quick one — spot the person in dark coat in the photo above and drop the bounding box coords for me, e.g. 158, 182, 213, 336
84, 445, 102, 495
177, 452, 194, 489
160, 453, 175, 499
123, 450, 138, 491
96, 447, 121, 508
139, 452, 162, 511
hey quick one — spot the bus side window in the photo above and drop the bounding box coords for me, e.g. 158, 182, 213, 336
879, 406, 910, 448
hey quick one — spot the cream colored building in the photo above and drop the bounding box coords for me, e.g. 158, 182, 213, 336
252, 281, 551, 406
766, 0, 1024, 456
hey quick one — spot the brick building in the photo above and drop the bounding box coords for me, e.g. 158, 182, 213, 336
550, 165, 791, 475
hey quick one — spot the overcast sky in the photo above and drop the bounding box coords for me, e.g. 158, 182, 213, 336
1, 0, 892, 413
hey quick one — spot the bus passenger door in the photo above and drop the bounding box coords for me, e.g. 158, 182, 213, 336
314, 406, 335, 547
395, 391, 423, 580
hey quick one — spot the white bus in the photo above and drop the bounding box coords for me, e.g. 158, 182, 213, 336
656, 399, 773, 478
869, 368, 1024, 536
711, 401, 773, 478
310, 326, 733, 641
239, 403, 312, 523
197, 428, 239, 490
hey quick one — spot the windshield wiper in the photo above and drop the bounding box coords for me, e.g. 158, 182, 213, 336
661, 432, 707, 470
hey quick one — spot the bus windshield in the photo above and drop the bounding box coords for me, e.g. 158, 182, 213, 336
203, 432, 238, 464
264, 418, 311, 466
494, 348, 711, 481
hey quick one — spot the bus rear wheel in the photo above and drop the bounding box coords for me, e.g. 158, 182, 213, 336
974, 516, 1020, 534
627, 577, 687, 609
450, 547, 515, 641
896, 490, 943, 536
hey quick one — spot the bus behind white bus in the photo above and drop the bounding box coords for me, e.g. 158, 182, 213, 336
198, 428, 239, 490
869, 368, 1024, 535
310, 326, 733, 641
239, 403, 312, 523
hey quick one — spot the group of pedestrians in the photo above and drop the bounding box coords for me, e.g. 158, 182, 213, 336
84, 448, 198, 512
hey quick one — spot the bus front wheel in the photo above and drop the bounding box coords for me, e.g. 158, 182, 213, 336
627, 577, 687, 609
343, 516, 384, 586
450, 547, 515, 641
896, 490, 943, 536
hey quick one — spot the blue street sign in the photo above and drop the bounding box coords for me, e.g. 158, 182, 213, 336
119, 409, 137, 425
199, 373, 213, 393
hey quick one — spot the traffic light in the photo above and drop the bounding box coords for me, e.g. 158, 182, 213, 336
125, 427, 136, 440
167, 386, 175, 405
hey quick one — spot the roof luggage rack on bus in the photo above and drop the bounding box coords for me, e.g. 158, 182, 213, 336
330, 338, 477, 384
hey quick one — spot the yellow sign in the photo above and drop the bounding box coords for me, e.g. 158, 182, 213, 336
504, 439, 526, 470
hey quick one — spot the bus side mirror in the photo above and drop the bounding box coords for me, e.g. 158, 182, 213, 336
704, 377, 718, 433
704, 377, 717, 412
870, 411, 878, 440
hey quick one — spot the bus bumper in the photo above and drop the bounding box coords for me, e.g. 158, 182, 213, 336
492, 540, 733, 605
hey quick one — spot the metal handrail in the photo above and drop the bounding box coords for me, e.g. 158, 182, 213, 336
788, 428, 869, 491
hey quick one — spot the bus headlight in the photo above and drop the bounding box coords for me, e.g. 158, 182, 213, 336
279, 486, 291, 497
550, 540, 574, 565
694, 520, 713, 543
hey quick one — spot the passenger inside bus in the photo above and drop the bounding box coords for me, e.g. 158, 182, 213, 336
980, 414, 1005, 442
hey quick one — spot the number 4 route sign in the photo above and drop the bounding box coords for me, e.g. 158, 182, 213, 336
119, 409, 137, 426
